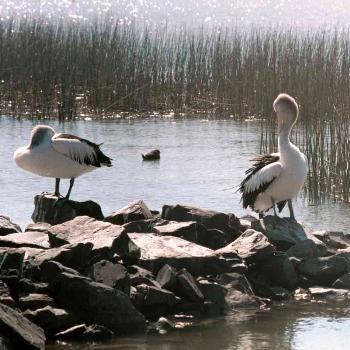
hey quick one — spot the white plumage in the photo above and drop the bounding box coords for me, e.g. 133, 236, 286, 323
240, 93, 308, 219
14, 125, 112, 199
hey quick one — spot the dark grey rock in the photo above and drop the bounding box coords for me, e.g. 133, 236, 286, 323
127, 265, 155, 286
286, 239, 328, 259
332, 273, 350, 289
297, 255, 348, 286
142, 149, 160, 161
87, 260, 131, 296
17, 279, 49, 295
51, 272, 146, 334
308, 287, 350, 299
19, 293, 55, 311
177, 268, 204, 303
129, 233, 231, 276
313, 230, 350, 253
156, 264, 178, 290
32, 193, 104, 225
0, 231, 50, 249
104, 200, 153, 225
161, 204, 241, 235
0, 216, 21, 236
48, 216, 139, 260
336, 247, 350, 270
216, 229, 275, 263
123, 219, 161, 233
23, 306, 77, 336
0, 250, 25, 275
54, 323, 114, 341
0, 302, 45, 349
197, 279, 227, 304
0, 280, 15, 307
40, 260, 80, 283
25, 222, 51, 233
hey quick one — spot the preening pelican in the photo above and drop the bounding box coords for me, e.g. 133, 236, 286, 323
14, 125, 112, 200
239, 93, 308, 219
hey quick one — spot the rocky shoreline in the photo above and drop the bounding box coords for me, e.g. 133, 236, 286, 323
1, 196, 350, 349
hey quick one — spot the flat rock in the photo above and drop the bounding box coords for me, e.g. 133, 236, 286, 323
216, 229, 275, 263
54, 323, 114, 341
0, 216, 21, 236
17, 279, 49, 295
313, 230, 350, 253
52, 272, 146, 334
251, 216, 310, 250
32, 194, 104, 225
0, 302, 45, 349
23, 306, 78, 337
286, 239, 328, 259
48, 216, 139, 260
129, 233, 231, 276
308, 287, 350, 299
0, 231, 50, 249
332, 273, 350, 289
104, 200, 153, 225
297, 255, 348, 286
25, 222, 51, 233
87, 260, 131, 296
19, 293, 55, 311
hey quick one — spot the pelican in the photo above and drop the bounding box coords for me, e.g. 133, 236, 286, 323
14, 125, 112, 200
239, 93, 308, 220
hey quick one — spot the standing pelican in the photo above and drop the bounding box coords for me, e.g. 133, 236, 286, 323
14, 125, 112, 200
239, 93, 308, 219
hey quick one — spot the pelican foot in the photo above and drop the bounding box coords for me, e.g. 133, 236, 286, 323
54, 197, 70, 207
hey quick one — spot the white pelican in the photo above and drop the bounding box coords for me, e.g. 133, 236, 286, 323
239, 93, 308, 220
14, 125, 112, 200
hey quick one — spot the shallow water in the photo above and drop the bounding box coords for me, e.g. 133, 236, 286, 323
2, 116, 350, 349
1, 116, 350, 231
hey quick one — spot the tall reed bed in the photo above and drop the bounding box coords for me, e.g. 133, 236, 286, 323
1, 18, 350, 203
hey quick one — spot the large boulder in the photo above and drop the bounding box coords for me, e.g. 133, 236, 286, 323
0, 231, 50, 249
51, 272, 146, 334
48, 216, 139, 260
286, 239, 328, 259
104, 200, 153, 225
297, 255, 348, 286
216, 229, 275, 263
0, 302, 45, 349
128, 233, 231, 276
32, 194, 104, 225
161, 204, 241, 235
0, 216, 21, 236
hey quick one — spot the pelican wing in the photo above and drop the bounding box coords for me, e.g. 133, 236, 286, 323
51, 133, 112, 167
240, 154, 282, 209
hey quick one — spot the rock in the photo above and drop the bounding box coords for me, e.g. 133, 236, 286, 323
0, 336, 14, 350
52, 272, 146, 334
197, 279, 227, 304
297, 255, 347, 286
40, 260, 80, 283
25, 222, 51, 233
132, 284, 181, 317
0, 302, 45, 349
313, 230, 350, 253
87, 260, 131, 296
161, 204, 241, 235
217, 273, 255, 295
127, 265, 155, 286
0, 216, 21, 236
239, 215, 258, 230
123, 219, 160, 233
308, 287, 350, 299
332, 273, 350, 289
142, 149, 160, 161
0, 231, 50, 249
177, 269, 204, 303
48, 216, 139, 260
156, 264, 178, 290
0, 280, 15, 307
54, 323, 114, 341
19, 293, 55, 311
286, 239, 328, 259
129, 233, 231, 276
269, 287, 291, 300
28, 243, 93, 272
17, 279, 49, 295
253, 252, 298, 290
0, 250, 25, 274
104, 200, 153, 225
216, 229, 275, 263
251, 216, 310, 250
153, 316, 176, 334
32, 193, 104, 225
336, 247, 350, 270
23, 306, 77, 336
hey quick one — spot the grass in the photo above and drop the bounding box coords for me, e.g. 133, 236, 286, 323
1, 17, 350, 204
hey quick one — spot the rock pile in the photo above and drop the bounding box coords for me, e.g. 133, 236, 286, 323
0, 196, 350, 347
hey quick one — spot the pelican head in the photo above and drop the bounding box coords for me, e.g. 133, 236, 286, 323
273, 93, 299, 132
29, 125, 55, 148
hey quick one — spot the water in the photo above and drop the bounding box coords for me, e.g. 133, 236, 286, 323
1, 116, 350, 231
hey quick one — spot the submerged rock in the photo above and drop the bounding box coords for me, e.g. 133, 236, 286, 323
54, 323, 114, 341
0, 216, 21, 236
104, 200, 154, 225
32, 194, 104, 225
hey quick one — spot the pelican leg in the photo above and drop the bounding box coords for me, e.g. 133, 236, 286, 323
54, 178, 61, 197
65, 178, 75, 200
288, 199, 295, 220
271, 197, 278, 229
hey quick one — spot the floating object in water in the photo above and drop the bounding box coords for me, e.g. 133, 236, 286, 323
14, 125, 112, 200
239, 93, 308, 220
142, 149, 160, 161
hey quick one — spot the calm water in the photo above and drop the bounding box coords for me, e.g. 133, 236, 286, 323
1, 116, 350, 231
